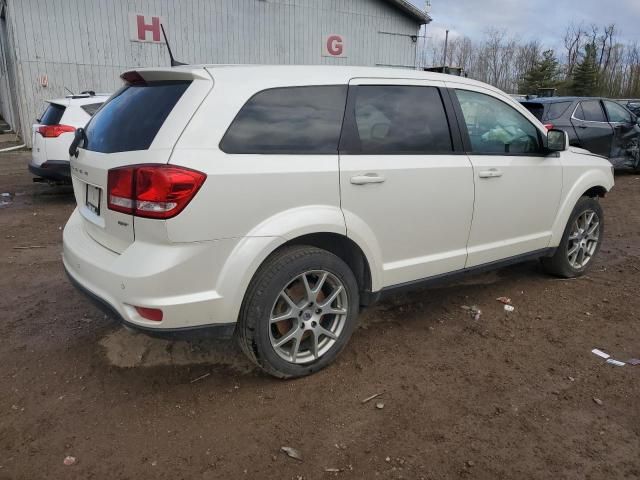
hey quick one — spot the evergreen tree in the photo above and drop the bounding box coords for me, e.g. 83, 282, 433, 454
519, 50, 560, 94
570, 43, 600, 96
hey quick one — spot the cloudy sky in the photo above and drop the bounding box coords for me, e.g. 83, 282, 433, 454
408, 0, 640, 49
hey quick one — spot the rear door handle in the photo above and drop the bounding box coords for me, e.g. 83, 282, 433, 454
350, 173, 386, 185
577, 125, 588, 129
478, 168, 503, 179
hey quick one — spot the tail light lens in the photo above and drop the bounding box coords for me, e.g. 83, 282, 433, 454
37, 124, 76, 138
543, 123, 554, 131
107, 164, 206, 219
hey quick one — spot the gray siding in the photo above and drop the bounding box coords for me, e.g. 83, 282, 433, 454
2, 0, 421, 146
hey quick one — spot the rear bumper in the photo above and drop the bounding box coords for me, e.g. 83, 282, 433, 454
64, 264, 235, 338
29, 160, 71, 181
63, 208, 240, 334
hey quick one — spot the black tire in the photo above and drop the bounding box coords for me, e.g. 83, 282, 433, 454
236, 245, 360, 379
541, 196, 604, 278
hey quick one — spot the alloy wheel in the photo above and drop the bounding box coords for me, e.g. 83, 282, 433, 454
567, 209, 600, 269
269, 270, 348, 364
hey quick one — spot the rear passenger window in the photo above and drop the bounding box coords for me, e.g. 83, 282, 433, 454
341, 86, 453, 154
39, 103, 65, 125
576, 101, 606, 122
220, 86, 348, 154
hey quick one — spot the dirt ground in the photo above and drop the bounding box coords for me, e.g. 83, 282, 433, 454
1, 150, 639, 480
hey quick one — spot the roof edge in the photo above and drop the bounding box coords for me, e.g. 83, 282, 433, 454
384, 0, 431, 25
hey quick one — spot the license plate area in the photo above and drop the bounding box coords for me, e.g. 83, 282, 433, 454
85, 183, 102, 216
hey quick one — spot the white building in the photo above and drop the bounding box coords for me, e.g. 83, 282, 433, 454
0, 0, 430, 146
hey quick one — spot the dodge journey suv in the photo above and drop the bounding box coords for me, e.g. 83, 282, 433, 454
63, 65, 614, 378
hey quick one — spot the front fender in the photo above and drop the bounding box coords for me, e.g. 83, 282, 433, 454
549, 168, 614, 245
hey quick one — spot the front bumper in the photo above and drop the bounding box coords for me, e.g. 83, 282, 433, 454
29, 160, 71, 182
63, 208, 239, 334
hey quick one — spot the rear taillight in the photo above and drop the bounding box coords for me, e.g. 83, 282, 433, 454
107, 164, 206, 219
37, 124, 76, 138
543, 123, 554, 131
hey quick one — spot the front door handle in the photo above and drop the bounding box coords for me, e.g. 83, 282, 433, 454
478, 168, 503, 179
350, 173, 386, 185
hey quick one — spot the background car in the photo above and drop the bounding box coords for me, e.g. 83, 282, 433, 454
520, 96, 640, 171
29, 91, 110, 183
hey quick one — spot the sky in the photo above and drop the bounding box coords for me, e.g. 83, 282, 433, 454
408, 0, 640, 50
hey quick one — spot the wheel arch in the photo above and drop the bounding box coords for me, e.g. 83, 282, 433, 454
280, 232, 375, 304
549, 170, 612, 245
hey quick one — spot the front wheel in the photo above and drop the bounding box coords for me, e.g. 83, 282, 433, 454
237, 245, 359, 378
541, 196, 604, 278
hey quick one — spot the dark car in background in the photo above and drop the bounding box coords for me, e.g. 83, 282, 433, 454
520, 97, 640, 171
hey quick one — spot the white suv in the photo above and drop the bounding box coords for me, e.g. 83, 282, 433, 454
63, 66, 614, 378
30, 92, 109, 183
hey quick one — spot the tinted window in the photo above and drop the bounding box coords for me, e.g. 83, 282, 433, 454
84, 81, 190, 154
455, 89, 541, 154
220, 86, 347, 154
577, 101, 606, 122
343, 86, 452, 154
39, 103, 65, 125
604, 100, 633, 123
521, 102, 544, 121
544, 101, 573, 121
81, 102, 104, 117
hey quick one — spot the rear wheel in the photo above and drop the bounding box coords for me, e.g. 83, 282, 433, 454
541, 196, 603, 277
237, 245, 359, 378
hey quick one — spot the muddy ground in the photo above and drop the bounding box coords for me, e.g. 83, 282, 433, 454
1, 150, 639, 480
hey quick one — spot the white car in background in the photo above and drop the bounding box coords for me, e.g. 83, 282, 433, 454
63, 66, 614, 378
29, 92, 110, 183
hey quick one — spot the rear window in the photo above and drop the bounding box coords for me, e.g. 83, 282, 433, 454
84, 81, 191, 154
81, 102, 104, 117
521, 102, 544, 121
220, 86, 348, 154
39, 103, 65, 125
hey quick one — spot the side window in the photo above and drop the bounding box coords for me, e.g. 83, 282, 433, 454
578, 101, 607, 122
604, 101, 633, 123
455, 89, 541, 154
343, 85, 453, 154
544, 101, 573, 121
220, 86, 347, 154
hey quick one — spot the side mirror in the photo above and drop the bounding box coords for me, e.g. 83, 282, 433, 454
546, 128, 567, 152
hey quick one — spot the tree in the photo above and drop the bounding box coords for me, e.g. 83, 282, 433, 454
518, 49, 559, 94
571, 43, 600, 96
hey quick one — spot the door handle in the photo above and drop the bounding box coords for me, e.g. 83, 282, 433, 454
478, 168, 503, 179
350, 173, 386, 185
577, 125, 588, 129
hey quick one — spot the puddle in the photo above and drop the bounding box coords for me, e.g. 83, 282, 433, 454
100, 328, 254, 374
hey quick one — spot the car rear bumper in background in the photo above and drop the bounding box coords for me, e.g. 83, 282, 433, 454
62, 208, 239, 334
28, 160, 71, 181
